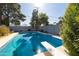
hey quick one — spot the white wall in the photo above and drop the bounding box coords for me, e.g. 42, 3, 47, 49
40, 24, 60, 35
9, 26, 32, 32
10, 23, 60, 35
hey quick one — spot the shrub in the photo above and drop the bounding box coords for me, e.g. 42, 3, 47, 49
27, 29, 31, 31
0, 25, 10, 36
39, 29, 44, 32
61, 4, 79, 56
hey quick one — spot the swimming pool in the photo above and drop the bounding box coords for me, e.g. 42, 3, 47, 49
0, 32, 62, 56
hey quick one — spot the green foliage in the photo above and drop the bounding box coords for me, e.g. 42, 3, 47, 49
61, 3, 79, 55
0, 3, 26, 26
30, 8, 49, 30
39, 13, 49, 26
0, 25, 10, 36
30, 8, 39, 30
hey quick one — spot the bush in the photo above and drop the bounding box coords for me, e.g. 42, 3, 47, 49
0, 25, 10, 36
61, 4, 79, 55
27, 29, 31, 31
39, 29, 44, 32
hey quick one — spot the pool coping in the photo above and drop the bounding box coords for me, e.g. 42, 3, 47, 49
0, 33, 18, 48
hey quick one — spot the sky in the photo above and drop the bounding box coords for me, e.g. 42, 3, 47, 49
20, 3, 67, 26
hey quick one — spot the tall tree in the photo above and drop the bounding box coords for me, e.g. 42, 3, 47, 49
30, 8, 49, 30
0, 3, 26, 26
61, 3, 79, 56
30, 8, 39, 30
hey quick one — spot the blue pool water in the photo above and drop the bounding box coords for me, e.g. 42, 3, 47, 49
0, 32, 62, 56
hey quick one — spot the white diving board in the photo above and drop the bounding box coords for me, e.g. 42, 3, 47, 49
41, 41, 67, 56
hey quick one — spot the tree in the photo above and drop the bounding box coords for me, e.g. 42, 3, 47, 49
61, 3, 79, 55
0, 4, 4, 25
30, 8, 39, 30
30, 8, 49, 30
0, 3, 26, 26
39, 12, 49, 26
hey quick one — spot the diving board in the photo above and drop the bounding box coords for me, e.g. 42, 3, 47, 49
41, 41, 67, 56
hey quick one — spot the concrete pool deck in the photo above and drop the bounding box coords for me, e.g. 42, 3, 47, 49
56, 46, 69, 56
0, 33, 18, 48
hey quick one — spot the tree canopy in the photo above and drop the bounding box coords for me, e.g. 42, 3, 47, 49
0, 3, 26, 26
30, 8, 49, 30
